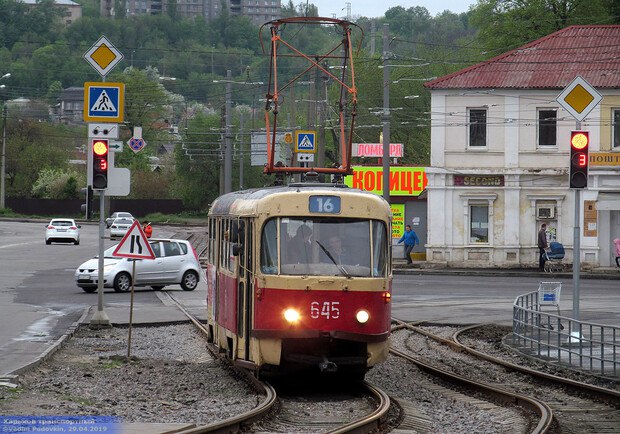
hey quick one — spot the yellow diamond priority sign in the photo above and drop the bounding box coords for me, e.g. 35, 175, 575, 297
556, 76, 602, 122
83, 36, 124, 77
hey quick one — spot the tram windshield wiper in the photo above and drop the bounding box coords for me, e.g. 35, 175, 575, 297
316, 241, 349, 277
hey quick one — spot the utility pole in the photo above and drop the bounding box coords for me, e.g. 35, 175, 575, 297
224, 70, 233, 194
1, 105, 6, 209
239, 111, 244, 190
382, 24, 391, 203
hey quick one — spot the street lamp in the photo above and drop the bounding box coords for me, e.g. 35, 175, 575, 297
0, 72, 9, 209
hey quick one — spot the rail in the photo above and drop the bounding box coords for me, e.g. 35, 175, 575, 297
511, 290, 620, 378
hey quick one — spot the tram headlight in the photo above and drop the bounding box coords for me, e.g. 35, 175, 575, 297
356, 310, 370, 324
283, 308, 300, 324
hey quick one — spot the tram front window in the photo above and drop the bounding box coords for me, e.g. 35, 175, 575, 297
260, 217, 388, 277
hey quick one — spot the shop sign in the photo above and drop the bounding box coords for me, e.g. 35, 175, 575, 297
454, 175, 504, 187
589, 152, 620, 166
352, 143, 403, 158
391, 204, 404, 238
345, 166, 427, 196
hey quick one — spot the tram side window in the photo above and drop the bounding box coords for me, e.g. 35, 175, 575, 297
260, 219, 278, 274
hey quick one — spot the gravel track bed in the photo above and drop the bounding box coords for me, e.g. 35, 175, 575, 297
396, 325, 620, 433
367, 331, 532, 433
455, 323, 620, 391
249, 389, 376, 433
0, 324, 260, 424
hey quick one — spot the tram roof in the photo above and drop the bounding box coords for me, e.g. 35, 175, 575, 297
209, 183, 388, 217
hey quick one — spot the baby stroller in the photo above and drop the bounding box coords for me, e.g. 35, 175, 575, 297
544, 242, 565, 273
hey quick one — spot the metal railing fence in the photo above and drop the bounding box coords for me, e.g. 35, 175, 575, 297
512, 290, 620, 377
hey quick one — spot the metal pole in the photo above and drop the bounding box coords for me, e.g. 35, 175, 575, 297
239, 111, 244, 190
1, 105, 6, 208
224, 70, 232, 194
90, 191, 110, 326
573, 188, 580, 321
381, 24, 390, 203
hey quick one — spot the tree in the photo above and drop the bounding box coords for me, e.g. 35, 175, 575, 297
470, 0, 616, 54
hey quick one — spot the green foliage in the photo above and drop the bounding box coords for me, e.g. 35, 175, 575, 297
471, 0, 618, 54
32, 168, 82, 199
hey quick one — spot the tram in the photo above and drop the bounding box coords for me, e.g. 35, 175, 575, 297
204, 180, 392, 378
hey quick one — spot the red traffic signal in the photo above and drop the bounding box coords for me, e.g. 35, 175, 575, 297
569, 131, 589, 189
92, 139, 109, 190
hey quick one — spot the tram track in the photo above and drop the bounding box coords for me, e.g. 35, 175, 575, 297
161, 290, 393, 433
393, 320, 620, 433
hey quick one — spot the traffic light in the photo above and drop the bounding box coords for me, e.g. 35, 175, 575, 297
569, 131, 589, 189
80, 186, 93, 219
92, 139, 109, 190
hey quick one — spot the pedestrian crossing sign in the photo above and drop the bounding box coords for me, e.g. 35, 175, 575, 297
83, 82, 125, 122
295, 130, 316, 153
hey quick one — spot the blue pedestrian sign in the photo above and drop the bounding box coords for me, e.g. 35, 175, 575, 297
83, 82, 125, 123
295, 130, 316, 153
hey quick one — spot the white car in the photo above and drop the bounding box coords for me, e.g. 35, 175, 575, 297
109, 217, 134, 238
45, 219, 81, 245
105, 212, 134, 228
75, 239, 201, 293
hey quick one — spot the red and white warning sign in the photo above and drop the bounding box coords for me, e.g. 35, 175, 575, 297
112, 221, 155, 259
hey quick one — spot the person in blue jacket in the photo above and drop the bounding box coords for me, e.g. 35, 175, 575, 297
398, 224, 420, 264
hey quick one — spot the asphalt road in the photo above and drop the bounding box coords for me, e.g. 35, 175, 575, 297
0, 220, 184, 376
1, 220, 619, 377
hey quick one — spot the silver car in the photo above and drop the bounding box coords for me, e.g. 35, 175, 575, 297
105, 212, 134, 228
75, 239, 201, 293
45, 218, 81, 245
109, 217, 134, 238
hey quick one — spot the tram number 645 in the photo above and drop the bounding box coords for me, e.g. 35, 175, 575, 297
310, 301, 340, 319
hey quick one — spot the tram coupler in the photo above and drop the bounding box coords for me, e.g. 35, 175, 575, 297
319, 356, 338, 373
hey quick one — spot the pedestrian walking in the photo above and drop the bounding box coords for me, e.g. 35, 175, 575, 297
398, 225, 420, 265
613, 238, 620, 268
538, 223, 548, 271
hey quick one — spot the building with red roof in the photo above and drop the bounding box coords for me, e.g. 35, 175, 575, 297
423, 25, 620, 269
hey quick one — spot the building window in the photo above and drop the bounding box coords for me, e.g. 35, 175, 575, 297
613, 109, 620, 149
538, 109, 557, 147
470, 205, 488, 243
468, 108, 487, 147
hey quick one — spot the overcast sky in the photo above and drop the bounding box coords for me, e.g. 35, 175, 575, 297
306, 1, 478, 18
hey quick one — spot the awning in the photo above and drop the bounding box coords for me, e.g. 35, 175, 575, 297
596, 192, 620, 210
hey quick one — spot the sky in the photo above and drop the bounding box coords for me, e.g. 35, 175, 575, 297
306, 1, 478, 18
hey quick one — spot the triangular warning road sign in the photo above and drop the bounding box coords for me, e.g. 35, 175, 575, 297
112, 221, 155, 259
90, 89, 117, 112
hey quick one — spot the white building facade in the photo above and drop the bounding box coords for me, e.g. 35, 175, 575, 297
424, 25, 620, 269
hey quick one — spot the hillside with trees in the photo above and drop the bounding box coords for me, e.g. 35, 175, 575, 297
0, 0, 617, 210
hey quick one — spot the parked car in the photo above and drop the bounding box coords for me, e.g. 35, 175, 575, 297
105, 212, 134, 228
109, 218, 134, 238
75, 239, 201, 293
45, 219, 81, 245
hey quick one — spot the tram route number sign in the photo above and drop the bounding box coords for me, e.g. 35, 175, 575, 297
309, 196, 341, 214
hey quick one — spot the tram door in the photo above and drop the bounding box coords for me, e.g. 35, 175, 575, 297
236, 219, 253, 361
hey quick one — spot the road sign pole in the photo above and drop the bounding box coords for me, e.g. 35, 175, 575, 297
91, 191, 110, 327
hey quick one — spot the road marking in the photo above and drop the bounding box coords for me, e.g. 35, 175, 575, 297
0, 242, 38, 249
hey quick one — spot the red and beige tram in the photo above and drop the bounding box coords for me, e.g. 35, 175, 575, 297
205, 181, 392, 378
